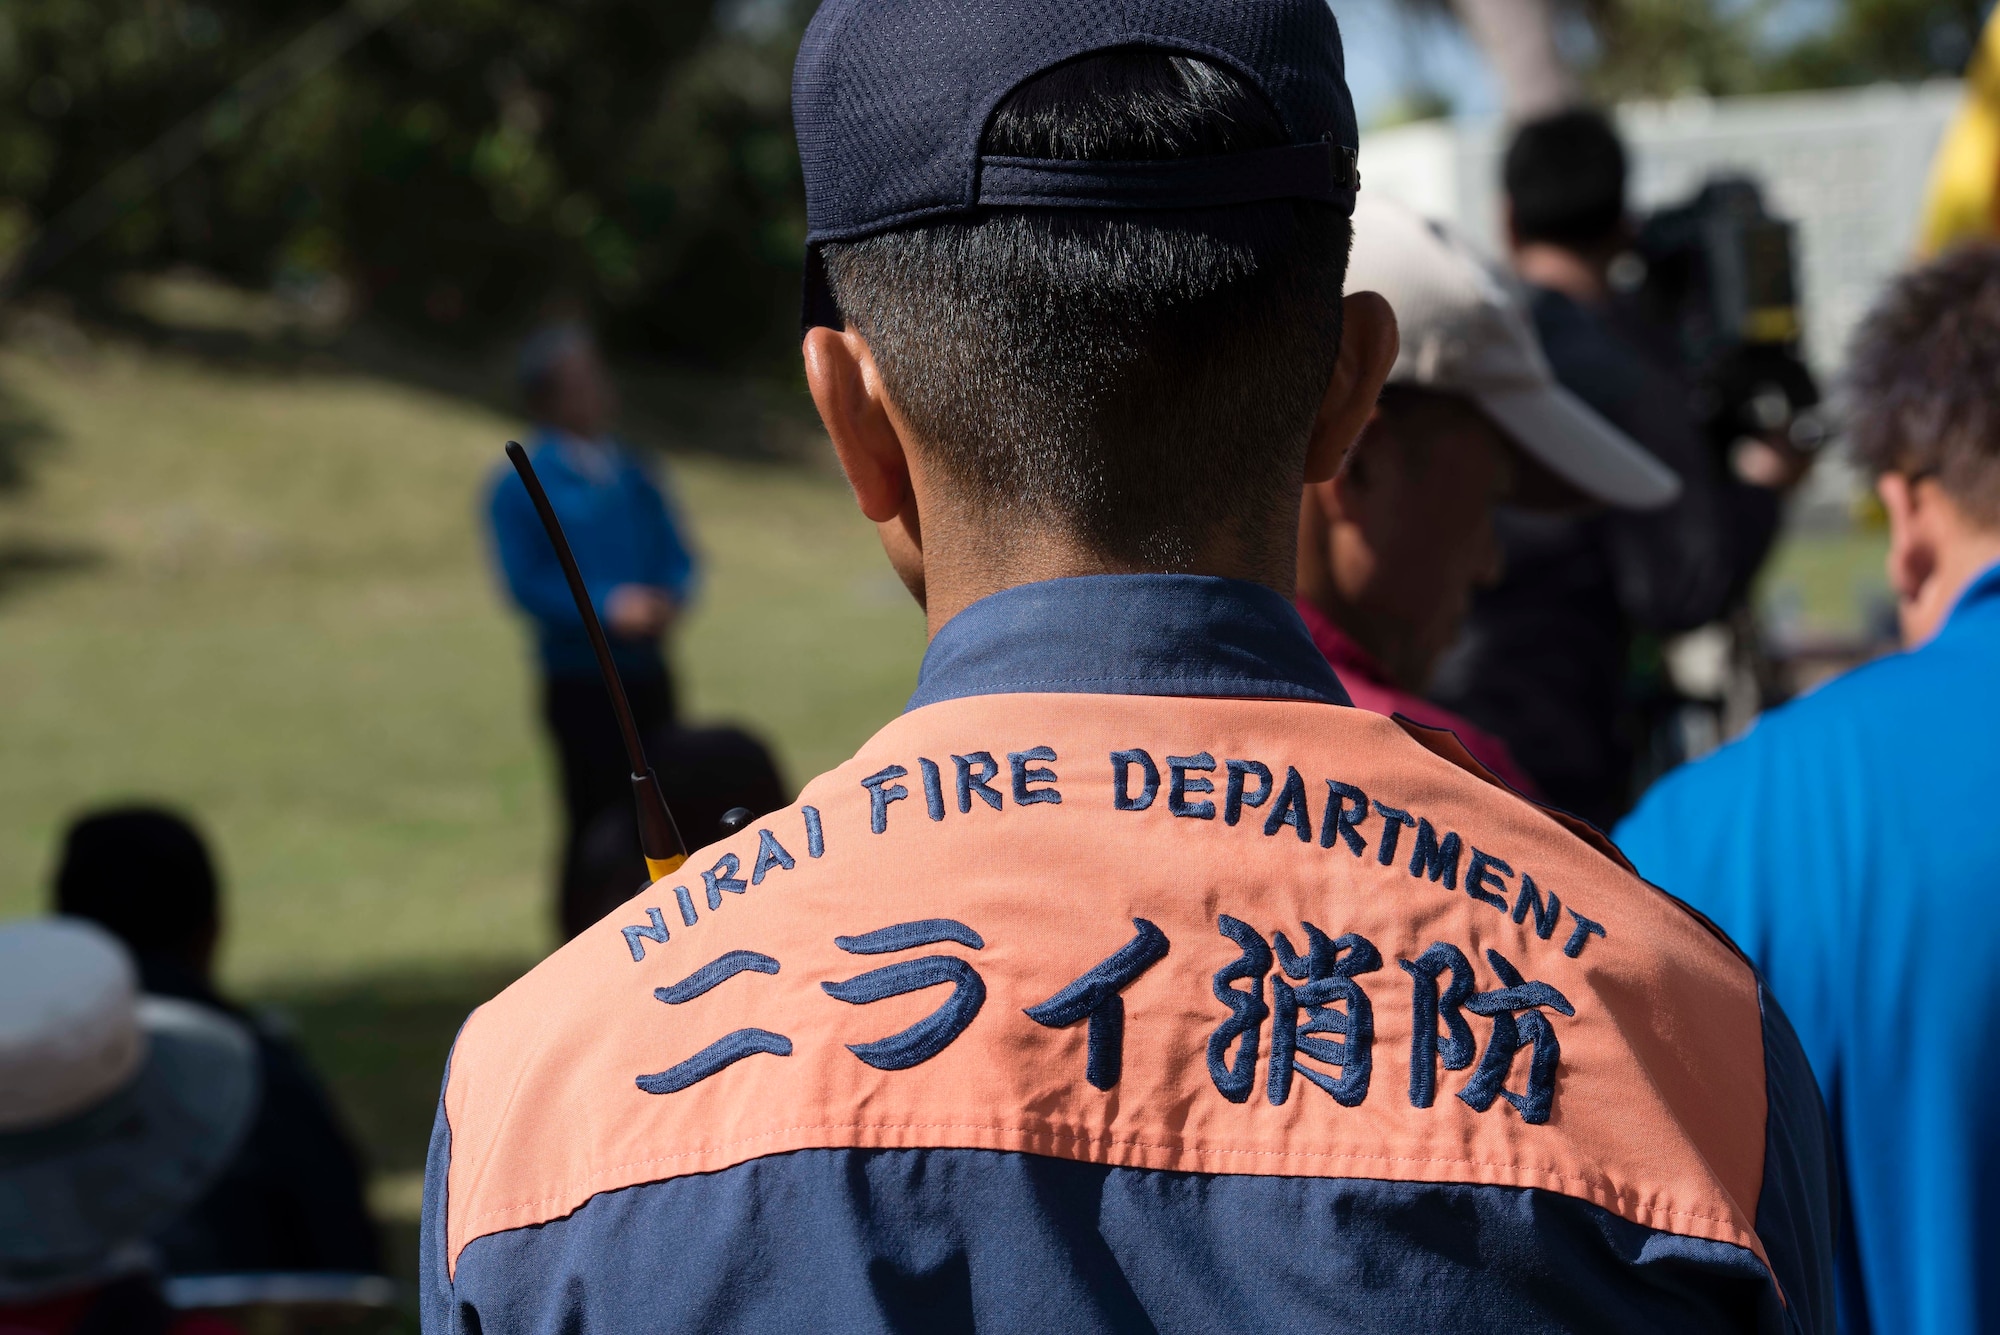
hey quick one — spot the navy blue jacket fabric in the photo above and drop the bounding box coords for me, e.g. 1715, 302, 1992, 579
423, 576, 1835, 1334
484, 430, 697, 679
433, 1148, 1784, 1334
904, 577, 1351, 710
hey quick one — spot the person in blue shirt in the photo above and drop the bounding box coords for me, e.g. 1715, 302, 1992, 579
1617, 244, 2000, 1335
487, 324, 719, 938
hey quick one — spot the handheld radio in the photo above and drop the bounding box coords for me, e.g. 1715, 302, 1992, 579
505, 440, 689, 882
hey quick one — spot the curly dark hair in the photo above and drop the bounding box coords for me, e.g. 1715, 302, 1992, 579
1846, 244, 2000, 527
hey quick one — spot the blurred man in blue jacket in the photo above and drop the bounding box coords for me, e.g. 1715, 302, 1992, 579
487, 323, 699, 935
1618, 245, 2000, 1335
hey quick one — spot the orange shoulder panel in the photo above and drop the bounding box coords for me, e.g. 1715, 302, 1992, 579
443, 695, 1768, 1277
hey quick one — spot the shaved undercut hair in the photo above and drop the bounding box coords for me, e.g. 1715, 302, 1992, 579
821, 48, 1352, 569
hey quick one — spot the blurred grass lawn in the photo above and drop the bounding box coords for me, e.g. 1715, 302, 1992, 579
1758, 514, 1890, 636
0, 332, 924, 1287
0, 327, 1885, 1296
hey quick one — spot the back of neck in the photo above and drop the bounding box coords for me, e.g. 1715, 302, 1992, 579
916, 515, 1296, 640
1512, 242, 1611, 307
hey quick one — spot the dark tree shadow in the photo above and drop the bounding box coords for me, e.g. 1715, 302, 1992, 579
65, 285, 829, 468
0, 375, 100, 602
249, 960, 533, 1179
245, 960, 535, 1328
0, 376, 57, 494
0, 539, 100, 598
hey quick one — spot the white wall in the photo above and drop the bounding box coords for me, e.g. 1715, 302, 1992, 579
1358, 81, 1965, 376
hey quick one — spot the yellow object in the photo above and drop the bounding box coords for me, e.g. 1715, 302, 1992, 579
1918, 9, 2000, 256
645, 853, 687, 883
1744, 306, 1800, 344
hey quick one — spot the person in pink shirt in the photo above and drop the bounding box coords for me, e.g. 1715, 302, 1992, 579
1299, 197, 1679, 807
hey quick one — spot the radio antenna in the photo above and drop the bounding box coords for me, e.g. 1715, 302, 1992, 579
505, 440, 689, 882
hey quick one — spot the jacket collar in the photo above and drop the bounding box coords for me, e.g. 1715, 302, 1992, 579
1946, 557, 2000, 628
907, 574, 1352, 711
529, 428, 620, 485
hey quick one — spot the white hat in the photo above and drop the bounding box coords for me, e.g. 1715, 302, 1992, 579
0, 919, 256, 1300
1347, 194, 1681, 510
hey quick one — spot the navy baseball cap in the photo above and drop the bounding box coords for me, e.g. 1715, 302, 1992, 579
792, 0, 1361, 328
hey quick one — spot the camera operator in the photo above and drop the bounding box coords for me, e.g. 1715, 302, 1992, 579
1428, 108, 1812, 827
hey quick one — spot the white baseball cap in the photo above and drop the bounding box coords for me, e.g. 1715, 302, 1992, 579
1346, 194, 1680, 510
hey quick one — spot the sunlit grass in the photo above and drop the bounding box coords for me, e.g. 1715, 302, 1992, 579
1757, 516, 1890, 639
0, 324, 1884, 1302
0, 336, 925, 990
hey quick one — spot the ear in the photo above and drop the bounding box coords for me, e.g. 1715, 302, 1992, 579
803, 325, 911, 524
1295, 475, 1338, 609
1879, 472, 1924, 593
1879, 471, 1948, 646
1303, 291, 1398, 485
1333, 408, 1387, 498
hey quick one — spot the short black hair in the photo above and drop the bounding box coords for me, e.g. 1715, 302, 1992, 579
54, 805, 219, 962
1847, 244, 2000, 527
1505, 108, 1627, 250
517, 322, 592, 416
822, 48, 1351, 569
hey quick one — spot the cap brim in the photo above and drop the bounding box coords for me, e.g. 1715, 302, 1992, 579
0, 997, 257, 1296
1475, 381, 1681, 511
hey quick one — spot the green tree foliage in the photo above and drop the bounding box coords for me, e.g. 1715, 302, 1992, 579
1570, 0, 1768, 100
1574, 0, 1994, 99
1406, 0, 1993, 108
0, 0, 808, 365
1759, 0, 1991, 90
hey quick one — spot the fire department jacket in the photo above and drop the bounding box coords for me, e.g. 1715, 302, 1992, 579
421, 574, 1837, 1334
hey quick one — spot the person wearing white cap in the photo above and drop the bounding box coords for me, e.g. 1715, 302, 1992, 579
1294, 193, 1678, 793
0, 918, 255, 1335
1426, 110, 1813, 827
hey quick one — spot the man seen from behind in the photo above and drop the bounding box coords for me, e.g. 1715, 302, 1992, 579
53, 806, 380, 1278
424, 6, 1835, 1330
1618, 245, 2000, 1335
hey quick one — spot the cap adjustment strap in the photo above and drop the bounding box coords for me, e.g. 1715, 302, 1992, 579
976, 142, 1359, 212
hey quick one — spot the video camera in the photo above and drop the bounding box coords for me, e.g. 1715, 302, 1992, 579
1627, 176, 1826, 458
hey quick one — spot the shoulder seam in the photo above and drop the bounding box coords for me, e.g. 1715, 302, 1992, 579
454, 1116, 1761, 1237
